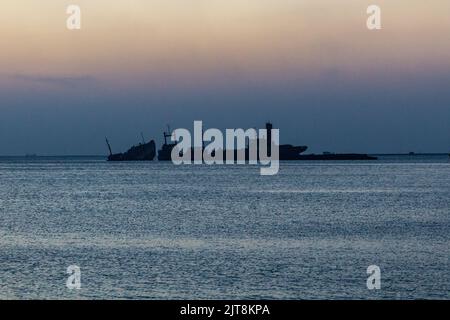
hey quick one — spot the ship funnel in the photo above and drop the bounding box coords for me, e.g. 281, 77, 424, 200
266, 122, 273, 157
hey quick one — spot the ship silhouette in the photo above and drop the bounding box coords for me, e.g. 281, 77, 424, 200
158, 122, 328, 161
107, 122, 376, 161
157, 126, 177, 161
106, 135, 156, 161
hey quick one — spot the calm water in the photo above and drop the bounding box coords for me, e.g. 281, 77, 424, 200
0, 155, 449, 299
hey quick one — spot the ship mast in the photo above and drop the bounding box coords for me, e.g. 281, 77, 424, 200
164, 125, 172, 145
105, 137, 113, 156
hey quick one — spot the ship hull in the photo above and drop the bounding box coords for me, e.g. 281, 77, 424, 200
108, 140, 156, 161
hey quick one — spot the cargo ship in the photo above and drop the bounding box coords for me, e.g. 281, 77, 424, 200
257, 122, 377, 160
156, 122, 376, 161
158, 122, 356, 161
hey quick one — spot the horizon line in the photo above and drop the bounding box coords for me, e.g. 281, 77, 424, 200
0, 153, 449, 158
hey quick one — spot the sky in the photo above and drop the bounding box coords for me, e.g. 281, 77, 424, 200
0, 0, 449, 155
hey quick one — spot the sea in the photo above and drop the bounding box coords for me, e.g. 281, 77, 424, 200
0, 154, 449, 299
